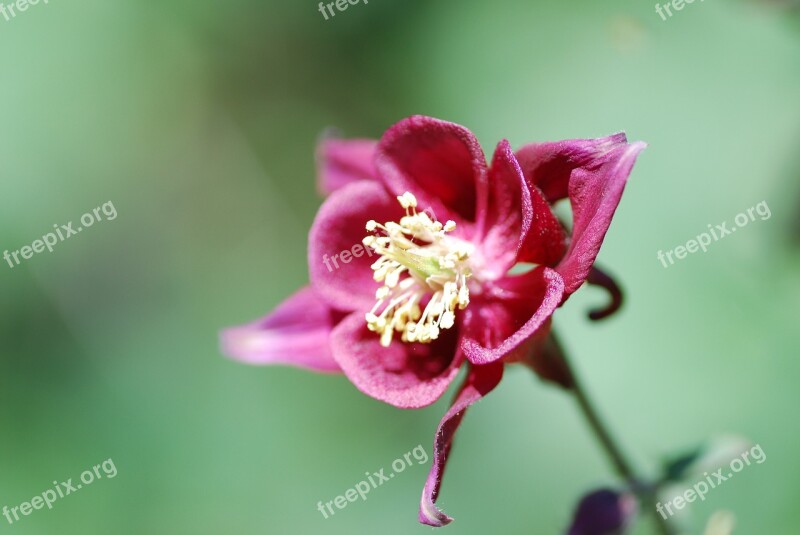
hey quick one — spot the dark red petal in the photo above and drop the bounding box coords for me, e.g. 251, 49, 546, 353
375, 115, 488, 238
515, 133, 628, 203
558, 142, 645, 296
419, 362, 504, 527
308, 180, 403, 312
316, 138, 378, 195
481, 140, 566, 274
516, 134, 646, 295
478, 140, 526, 277
220, 286, 341, 373
329, 312, 463, 409
460, 267, 564, 365
519, 181, 569, 267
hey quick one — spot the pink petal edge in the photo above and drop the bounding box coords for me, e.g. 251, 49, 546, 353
375, 115, 489, 240
220, 286, 340, 373
460, 267, 565, 365
329, 312, 463, 409
316, 138, 378, 195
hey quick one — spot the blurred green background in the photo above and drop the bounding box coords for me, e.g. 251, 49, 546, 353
1, 0, 798, 533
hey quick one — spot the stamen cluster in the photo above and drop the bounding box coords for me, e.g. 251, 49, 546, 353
362, 192, 472, 347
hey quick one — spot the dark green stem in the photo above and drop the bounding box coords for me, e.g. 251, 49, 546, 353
547, 333, 676, 535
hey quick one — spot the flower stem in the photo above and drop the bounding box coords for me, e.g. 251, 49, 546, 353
547, 333, 676, 535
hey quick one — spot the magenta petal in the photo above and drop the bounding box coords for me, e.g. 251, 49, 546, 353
220, 286, 340, 373
460, 267, 565, 365
478, 140, 528, 278
316, 138, 378, 195
419, 362, 504, 527
481, 140, 566, 277
516, 134, 645, 295
558, 141, 645, 295
308, 180, 404, 312
329, 312, 463, 409
515, 133, 629, 203
375, 115, 489, 237
519, 180, 568, 267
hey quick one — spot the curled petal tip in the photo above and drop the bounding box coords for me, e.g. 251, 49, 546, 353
418, 364, 503, 528
418, 501, 453, 527
586, 266, 624, 321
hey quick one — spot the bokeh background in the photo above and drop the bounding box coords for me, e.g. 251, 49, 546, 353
1, 0, 798, 533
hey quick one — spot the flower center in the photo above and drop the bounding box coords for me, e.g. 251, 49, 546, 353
362, 192, 472, 347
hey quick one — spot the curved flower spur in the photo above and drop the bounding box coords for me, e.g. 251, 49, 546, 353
221, 116, 646, 527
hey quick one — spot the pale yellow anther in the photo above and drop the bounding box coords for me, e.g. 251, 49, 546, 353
397, 192, 418, 209
380, 325, 394, 347
440, 311, 455, 329
385, 222, 403, 233
365, 312, 387, 333
428, 325, 440, 340
385, 266, 405, 288
457, 285, 470, 308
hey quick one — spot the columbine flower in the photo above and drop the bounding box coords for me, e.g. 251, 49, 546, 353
221, 116, 645, 526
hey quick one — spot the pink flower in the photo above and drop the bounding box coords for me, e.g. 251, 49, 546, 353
221, 116, 645, 526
